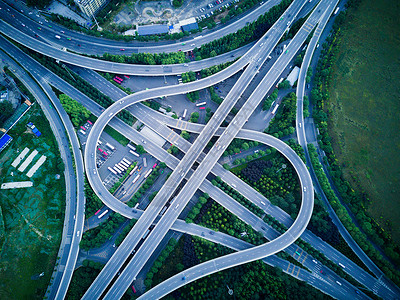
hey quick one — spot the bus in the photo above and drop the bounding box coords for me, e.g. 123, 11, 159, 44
113, 78, 122, 84
271, 104, 279, 115
95, 209, 101, 215
338, 263, 345, 268
127, 144, 136, 151
129, 165, 138, 175
118, 163, 127, 171
114, 165, 123, 173
113, 167, 122, 174
134, 203, 139, 209
199, 107, 205, 110
131, 286, 136, 293
106, 143, 115, 151
132, 174, 140, 184
124, 75, 130, 79
129, 150, 139, 157
80, 126, 86, 131
196, 101, 207, 107
182, 109, 187, 119
143, 157, 147, 167
108, 167, 117, 175
152, 163, 157, 168
123, 158, 131, 165
120, 161, 130, 168
144, 169, 153, 178
98, 147, 103, 153
334, 7, 339, 15
79, 129, 86, 135
98, 209, 109, 219
87, 120, 93, 125
115, 76, 123, 82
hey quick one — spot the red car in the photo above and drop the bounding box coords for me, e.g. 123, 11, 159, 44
120, 48, 125, 51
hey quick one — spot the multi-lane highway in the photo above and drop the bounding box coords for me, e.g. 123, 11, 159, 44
2, 0, 398, 298
2, 23, 397, 298
82, 0, 324, 297
0, 0, 283, 54
0, 44, 85, 300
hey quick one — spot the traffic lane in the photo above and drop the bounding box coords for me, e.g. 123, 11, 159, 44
0, 0, 278, 54
0, 50, 83, 299
0, 19, 247, 76
96, 7, 303, 295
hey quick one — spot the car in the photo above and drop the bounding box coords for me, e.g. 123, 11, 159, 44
181, 42, 185, 45
67, 37, 71, 40
77, 231, 80, 237
336, 281, 342, 286
355, 290, 360, 295
22, 24, 25, 27
61, 30, 65, 33
35, 34, 39, 37
39, 21, 43, 24
303, 187, 306, 192
78, 44, 81, 47
38, 27, 41, 30
209, 231, 215, 235
120, 48, 125, 51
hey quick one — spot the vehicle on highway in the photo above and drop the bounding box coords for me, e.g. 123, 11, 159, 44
55, 35, 61, 39
98, 209, 109, 219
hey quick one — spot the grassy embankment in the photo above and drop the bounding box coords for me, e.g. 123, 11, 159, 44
0, 105, 66, 299
326, 0, 400, 242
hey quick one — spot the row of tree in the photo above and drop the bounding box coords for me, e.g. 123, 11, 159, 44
58, 94, 90, 128
266, 92, 297, 134
80, 212, 127, 250
20, 47, 135, 126
126, 164, 166, 208
194, 0, 292, 60
212, 176, 264, 217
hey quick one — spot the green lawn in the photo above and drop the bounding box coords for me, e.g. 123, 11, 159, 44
0, 105, 66, 299
327, 0, 400, 242
104, 125, 129, 146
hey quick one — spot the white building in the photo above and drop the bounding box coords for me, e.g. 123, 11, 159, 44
75, 0, 108, 17
287, 66, 300, 86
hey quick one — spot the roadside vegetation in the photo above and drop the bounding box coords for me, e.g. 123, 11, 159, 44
17, 46, 135, 126
309, 0, 400, 284
0, 105, 65, 299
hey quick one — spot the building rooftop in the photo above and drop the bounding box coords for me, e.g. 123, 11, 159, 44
137, 24, 169, 36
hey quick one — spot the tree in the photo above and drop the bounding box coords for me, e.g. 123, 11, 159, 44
136, 144, 146, 154
0, 101, 13, 126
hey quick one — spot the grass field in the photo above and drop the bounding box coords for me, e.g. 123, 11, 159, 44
0, 105, 65, 299
327, 0, 400, 242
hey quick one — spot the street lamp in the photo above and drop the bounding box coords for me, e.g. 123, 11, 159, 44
276, 163, 287, 173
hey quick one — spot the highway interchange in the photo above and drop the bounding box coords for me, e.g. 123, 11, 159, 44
1, 0, 399, 299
